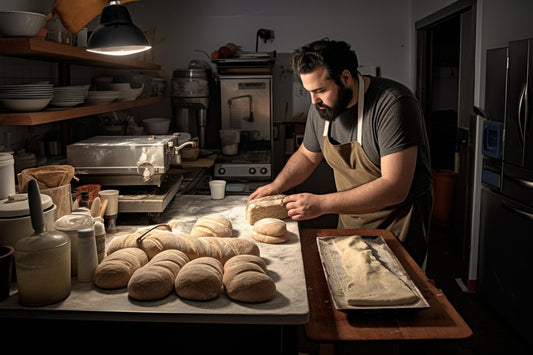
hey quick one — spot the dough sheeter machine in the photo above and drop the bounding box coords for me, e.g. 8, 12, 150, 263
66, 134, 195, 216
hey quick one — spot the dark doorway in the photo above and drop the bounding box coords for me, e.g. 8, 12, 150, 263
415, 0, 476, 290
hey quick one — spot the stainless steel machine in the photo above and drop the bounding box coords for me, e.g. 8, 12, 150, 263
171, 61, 214, 149
67, 134, 194, 214
214, 74, 273, 184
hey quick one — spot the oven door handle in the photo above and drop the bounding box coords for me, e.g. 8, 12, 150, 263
501, 200, 533, 221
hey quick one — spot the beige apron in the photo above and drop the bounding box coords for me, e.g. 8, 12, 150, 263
322, 74, 428, 265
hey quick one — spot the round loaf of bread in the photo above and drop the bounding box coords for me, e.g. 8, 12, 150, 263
175, 257, 224, 301
127, 249, 189, 301
94, 248, 148, 289
251, 218, 289, 244
190, 214, 232, 238
222, 254, 276, 303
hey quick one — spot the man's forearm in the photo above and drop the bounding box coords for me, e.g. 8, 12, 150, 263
272, 147, 321, 193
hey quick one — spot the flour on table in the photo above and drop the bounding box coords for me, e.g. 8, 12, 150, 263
333, 235, 419, 306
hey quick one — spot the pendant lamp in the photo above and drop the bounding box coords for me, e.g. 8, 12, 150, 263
87, 0, 151, 56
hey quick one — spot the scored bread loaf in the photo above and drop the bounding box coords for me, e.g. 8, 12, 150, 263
94, 248, 148, 289
252, 218, 289, 244
246, 194, 288, 225
107, 227, 198, 259
190, 214, 232, 238
175, 257, 224, 301
223, 254, 276, 303
127, 249, 190, 301
107, 225, 260, 264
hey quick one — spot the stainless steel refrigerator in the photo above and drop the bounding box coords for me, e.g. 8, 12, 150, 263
478, 39, 533, 343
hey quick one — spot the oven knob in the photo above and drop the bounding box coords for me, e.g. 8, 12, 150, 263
249, 167, 256, 175
260, 167, 268, 175
218, 167, 226, 175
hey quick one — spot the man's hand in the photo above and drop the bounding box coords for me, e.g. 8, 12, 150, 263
248, 183, 280, 201
283, 193, 324, 221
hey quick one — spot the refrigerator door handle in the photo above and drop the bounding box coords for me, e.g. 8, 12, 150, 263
526, 82, 530, 133
518, 84, 526, 140
501, 200, 533, 221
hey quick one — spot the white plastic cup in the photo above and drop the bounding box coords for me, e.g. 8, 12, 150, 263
0, 153, 15, 200
99, 190, 119, 216
209, 180, 226, 200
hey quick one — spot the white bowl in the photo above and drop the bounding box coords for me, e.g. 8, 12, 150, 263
0, 97, 51, 112
0, 11, 46, 37
143, 118, 170, 135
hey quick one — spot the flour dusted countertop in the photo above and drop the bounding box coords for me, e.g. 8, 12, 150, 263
0, 195, 309, 325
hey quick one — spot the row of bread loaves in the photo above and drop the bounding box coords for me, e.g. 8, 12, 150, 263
97, 249, 274, 303
107, 226, 259, 261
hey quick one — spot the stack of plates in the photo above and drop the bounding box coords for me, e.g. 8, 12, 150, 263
86, 90, 120, 105
50, 85, 89, 107
0, 82, 53, 112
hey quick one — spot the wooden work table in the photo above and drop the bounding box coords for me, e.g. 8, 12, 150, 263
300, 228, 472, 353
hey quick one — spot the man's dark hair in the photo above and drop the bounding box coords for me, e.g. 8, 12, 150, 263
290, 39, 359, 85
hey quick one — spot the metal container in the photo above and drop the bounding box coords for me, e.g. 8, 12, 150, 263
67, 135, 181, 186
171, 67, 210, 148
14, 180, 71, 306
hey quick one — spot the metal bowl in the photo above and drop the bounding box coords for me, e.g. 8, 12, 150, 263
0, 11, 46, 37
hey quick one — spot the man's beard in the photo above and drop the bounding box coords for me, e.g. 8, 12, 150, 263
315, 85, 353, 121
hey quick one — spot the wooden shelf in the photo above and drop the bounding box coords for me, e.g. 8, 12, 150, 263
0, 37, 161, 70
0, 96, 163, 126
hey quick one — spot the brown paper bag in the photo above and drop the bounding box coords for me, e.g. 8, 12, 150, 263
18, 165, 78, 192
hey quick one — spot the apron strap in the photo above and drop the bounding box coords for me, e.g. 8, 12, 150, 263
322, 73, 365, 144
356, 73, 364, 143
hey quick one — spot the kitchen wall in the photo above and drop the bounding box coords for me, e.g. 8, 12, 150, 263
1, 0, 415, 152
128, 0, 413, 86
1, 0, 533, 164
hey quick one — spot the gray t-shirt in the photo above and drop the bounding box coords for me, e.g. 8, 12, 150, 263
302, 76, 432, 198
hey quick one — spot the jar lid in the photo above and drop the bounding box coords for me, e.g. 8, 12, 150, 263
0, 153, 14, 166
0, 193, 54, 219
54, 213, 94, 231
15, 230, 70, 252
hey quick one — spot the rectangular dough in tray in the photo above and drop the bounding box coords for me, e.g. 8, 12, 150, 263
317, 235, 430, 311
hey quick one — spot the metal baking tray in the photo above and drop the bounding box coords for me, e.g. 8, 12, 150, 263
317, 235, 430, 311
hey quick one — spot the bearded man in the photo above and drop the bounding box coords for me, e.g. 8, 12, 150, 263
249, 39, 432, 266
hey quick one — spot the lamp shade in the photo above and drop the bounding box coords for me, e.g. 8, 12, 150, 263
87, 2, 151, 56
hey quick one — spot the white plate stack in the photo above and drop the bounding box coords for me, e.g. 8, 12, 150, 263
50, 85, 89, 107
86, 90, 120, 105
0, 82, 53, 112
